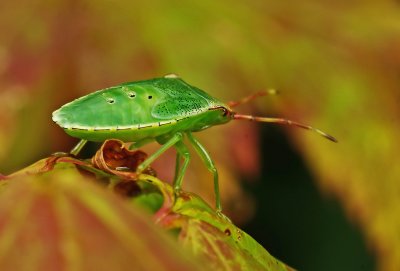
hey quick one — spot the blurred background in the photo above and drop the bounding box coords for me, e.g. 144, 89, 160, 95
1, 0, 400, 270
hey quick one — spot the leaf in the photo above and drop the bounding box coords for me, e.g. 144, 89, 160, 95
137, 174, 294, 271
2, 139, 294, 270
0, 163, 202, 271
91, 139, 154, 179
180, 219, 291, 271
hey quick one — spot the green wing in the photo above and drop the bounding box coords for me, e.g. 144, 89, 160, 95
149, 77, 221, 119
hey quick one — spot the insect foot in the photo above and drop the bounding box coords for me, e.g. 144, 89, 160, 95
51, 151, 72, 158
173, 188, 183, 201
216, 210, 232, 223
136, 163, 147, 174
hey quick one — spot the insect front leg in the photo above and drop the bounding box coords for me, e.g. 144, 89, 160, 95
186, 132, 221, 212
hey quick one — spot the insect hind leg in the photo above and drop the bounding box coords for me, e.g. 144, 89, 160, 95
52, 139, 87, 158
70, 139, 88, 156
186, 132, 222, 212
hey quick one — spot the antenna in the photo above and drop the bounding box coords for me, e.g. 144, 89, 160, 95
228, 89, 278, 108
233, 114, 338, 143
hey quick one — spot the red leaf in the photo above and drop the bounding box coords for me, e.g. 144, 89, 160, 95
0, 169, 202, 271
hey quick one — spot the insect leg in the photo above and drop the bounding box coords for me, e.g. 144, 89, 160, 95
136, 132, 183, 173
172, 141, 191, 191
70, 139, 88, 156
186, 132, 221, 212
227, 89, 278, 108
174, 152, 182, 184
128, 138, 154, 150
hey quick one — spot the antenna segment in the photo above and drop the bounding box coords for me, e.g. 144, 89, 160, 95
233, 114, 338, 143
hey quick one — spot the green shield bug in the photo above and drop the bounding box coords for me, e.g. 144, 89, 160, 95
52, 74, 337, 212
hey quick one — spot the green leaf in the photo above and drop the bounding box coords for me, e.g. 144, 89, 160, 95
138, 174, 294, 271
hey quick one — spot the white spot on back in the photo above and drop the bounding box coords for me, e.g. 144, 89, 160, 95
164, 73, 179, 79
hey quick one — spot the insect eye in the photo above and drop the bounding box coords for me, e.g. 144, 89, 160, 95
128, 92, 136, 98
107, 98, 115, 104
148, 95, 153, 99
222, 108, 228, 116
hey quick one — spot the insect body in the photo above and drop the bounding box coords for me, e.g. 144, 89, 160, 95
53, 75, 230, 142
52, 74, 337, 212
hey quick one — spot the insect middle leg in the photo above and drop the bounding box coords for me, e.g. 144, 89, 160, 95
175, 152, 182, 184
129, 138, 155, 150
136, 132, 183, 173
186, 132, 221, 212
173, 141, 191, 192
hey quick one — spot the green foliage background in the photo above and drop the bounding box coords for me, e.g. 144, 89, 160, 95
1, 0, 399, 270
